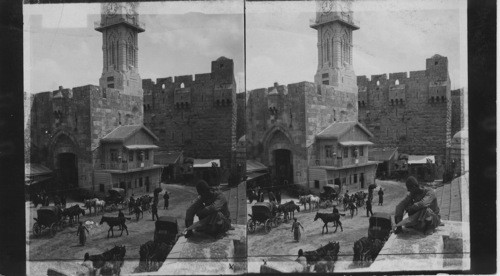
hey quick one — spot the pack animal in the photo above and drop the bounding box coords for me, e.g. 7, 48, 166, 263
353, 237, 384, 264
277, 201, 300, 221
99, 216, 131, 238
304, 241, 340, 272
62, 205, 85, 224
313, 212, 344, 234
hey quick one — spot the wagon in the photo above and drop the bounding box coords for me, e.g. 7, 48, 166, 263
319, 184, 340, 208
247, 202, 281, 233
368, 212, 392, 241
33, 206, 64, 237
154, 216, 179, 246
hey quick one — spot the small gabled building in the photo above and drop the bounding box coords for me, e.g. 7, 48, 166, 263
308, 121, 379, 192
94, 125, 164, 195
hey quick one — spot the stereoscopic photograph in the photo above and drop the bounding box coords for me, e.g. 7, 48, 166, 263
23, 0, 470, 275
24, 1, 246, 275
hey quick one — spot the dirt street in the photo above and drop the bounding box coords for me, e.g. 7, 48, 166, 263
247, 180, 407, 273
27, 184, 198, 276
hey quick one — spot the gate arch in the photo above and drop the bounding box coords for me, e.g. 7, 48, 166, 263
49, 131, 80, 191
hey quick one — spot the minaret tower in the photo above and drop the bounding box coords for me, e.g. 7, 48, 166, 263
311, 0, 358, 93
96, 2, 145, 96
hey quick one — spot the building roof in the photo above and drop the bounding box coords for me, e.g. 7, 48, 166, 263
369, 147, 398, 162
247, 159, 268, 173
407, 155, 435, 164
155, 151, 183, 165
102, 125, 159, 142
339, 141, 374, 146
315, 121, 374, 139
193, 159, 220, 168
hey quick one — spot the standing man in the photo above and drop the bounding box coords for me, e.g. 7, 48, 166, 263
163, 190, 170, 210
151, 202, 159, 221
275, 189, 282, 204
268, 190, 276, 204
291, 218, 305, 242
378, 188, 384, 206
77, 222, 90, 246
366, 199, 373, 217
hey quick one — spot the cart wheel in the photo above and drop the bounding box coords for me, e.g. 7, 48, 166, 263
264, 219, 272, 233
33, 223, 41, 237
50, 223, 56, 237
247, 219, 256, 234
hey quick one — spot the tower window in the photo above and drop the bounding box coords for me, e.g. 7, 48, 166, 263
180, 83, 185, 89
322, 80, 329, 85
376, 80, 380, 86
107, 83, 114, 88
162, 84, 165, 89
395, 79, 399, 85
107, 76, 114, 82
322, 73, 328, 79
435, 61, 438, 65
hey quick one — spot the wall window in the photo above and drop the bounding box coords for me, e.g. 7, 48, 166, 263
359, 146, 364, 156
110, 149, 118, 162
137, 151, 143, 161
99, 184, 105, 192
314, 180, 320, 189
145, 150, 149, 160
127, 182, 131, 189
325, 145, 333, 158
129, 151, 134, 161
343, 147, 348, 158
354, 174, 358, 183
139, 178, 143, 187
351, 147, 357, 157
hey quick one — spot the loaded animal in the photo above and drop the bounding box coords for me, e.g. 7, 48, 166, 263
130, 205, 143, 221
304, 241, 340, 272
139, 241, 173, 271
83, 245, 126, 274
313, 212, 344, 234
99, 216, 131, 238
299, 195, 319, 211
353, 237, 384, 264
62, 205, 86, 224
277, 201, 300, 221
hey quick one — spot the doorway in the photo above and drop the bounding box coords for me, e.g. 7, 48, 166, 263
273, 149, 293, 186
57, 153, 78, 191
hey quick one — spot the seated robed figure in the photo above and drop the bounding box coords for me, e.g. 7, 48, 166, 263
394, 176, 441, 235
184, 180, 232, 238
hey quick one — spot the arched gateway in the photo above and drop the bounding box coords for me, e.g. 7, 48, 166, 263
49, 131, 79, 191
263, 126, 295, 186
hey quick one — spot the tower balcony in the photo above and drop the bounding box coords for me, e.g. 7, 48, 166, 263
310, 14, 359, 30
94, 17, 145, 33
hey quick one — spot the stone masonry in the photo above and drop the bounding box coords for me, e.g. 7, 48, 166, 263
357, 54, 457, 167
143, 57, 240, 178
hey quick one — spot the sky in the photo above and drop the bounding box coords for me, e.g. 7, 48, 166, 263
246, 0, 467, 90
24, 0, 466, 94
23, 1, 245, 94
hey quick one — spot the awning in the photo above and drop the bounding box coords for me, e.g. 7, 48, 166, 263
125, 145, 160, 150
25, 163, 52, 177
155, 151, 182, 165
339, 141, 374, 146
247, 159, 268, 173
407, 155, 435, 164
246, 171, 268, 181
369, 147, 398, 161
193, 159, 220, 168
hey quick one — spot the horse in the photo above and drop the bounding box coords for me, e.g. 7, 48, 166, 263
313, 212, 344, 234
94, 199, 105, 213
130, 205, 143, 221
353, 237, 384, 264
348, 202, 358, 218
304, 241, 340, 272
84, 245, 126, 274
99, 216, 131, 238
62, 205, 86, 224
84, 198, 98, 215
309, 195, 320, 211
277, 201, 300, 221
139, 241, 172, 271
299, 195, 313, 211
140, 195, 152, 212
